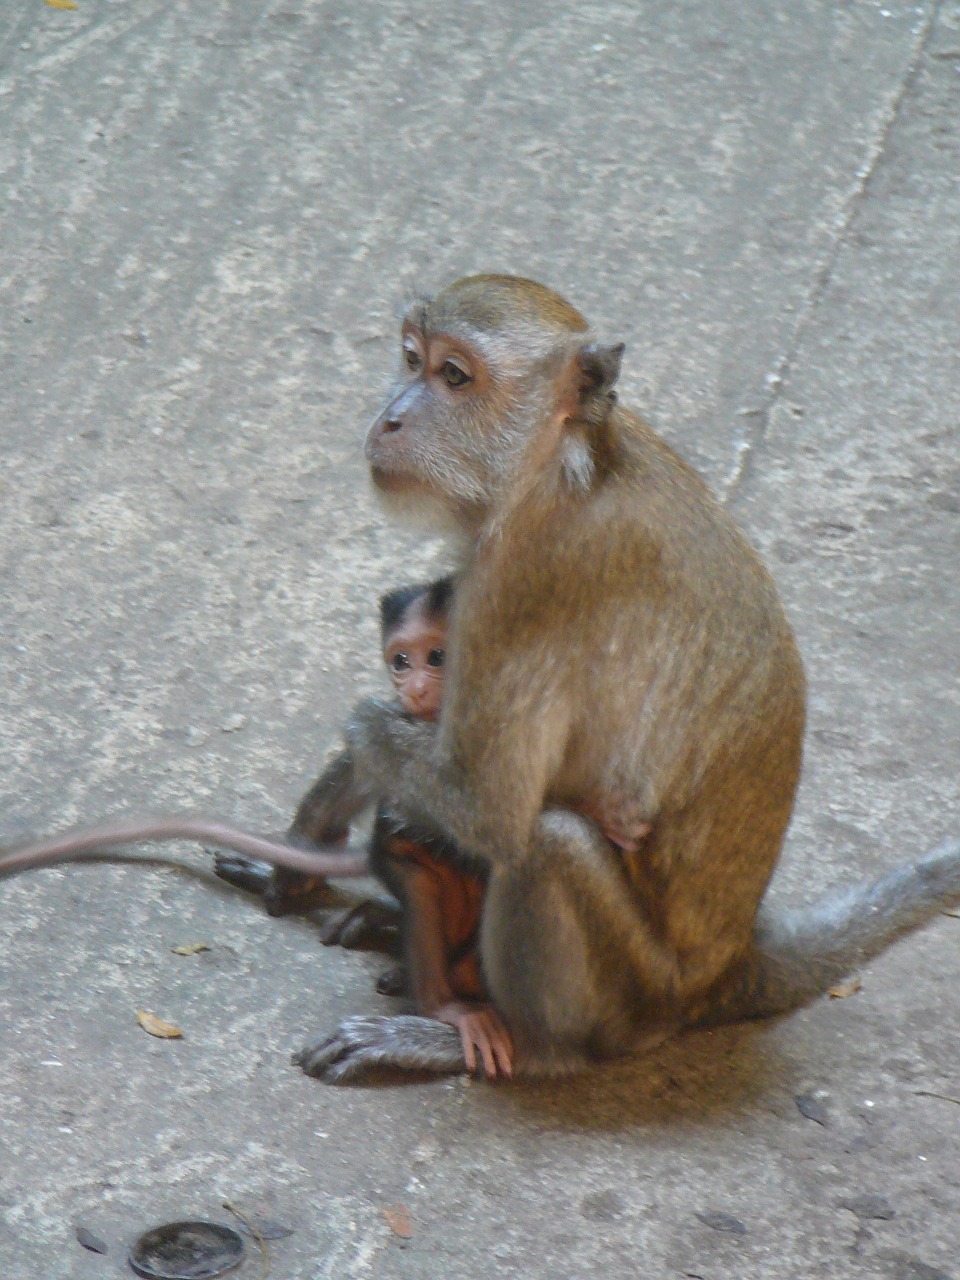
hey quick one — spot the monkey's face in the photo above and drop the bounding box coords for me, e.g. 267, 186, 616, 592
383, 599, 447, 721
364, 320, 514, 520
364, 275, 622, 527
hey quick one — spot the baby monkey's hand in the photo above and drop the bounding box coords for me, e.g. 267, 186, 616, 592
431, 1001, 514, 1080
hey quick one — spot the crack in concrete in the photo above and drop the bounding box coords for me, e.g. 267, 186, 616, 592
720, 0, 943, 507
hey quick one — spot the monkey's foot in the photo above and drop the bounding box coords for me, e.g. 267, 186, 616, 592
212, 852, 344, 917
212, 852, 273, 896
317, 898, 401, 949
375, 963, 408, 996
294, 1015, 466, 1084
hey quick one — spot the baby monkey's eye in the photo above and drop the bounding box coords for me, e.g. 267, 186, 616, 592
391, 653, 411, 672
440, 360, 471, 389
403, 347, 422, 372
426, 649, 446, 668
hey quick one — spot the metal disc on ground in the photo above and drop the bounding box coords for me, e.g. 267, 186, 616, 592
128, 1221, 245, 1279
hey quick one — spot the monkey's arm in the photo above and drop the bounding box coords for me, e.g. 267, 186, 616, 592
213, 837, 377, 919
288, 746, 371, 845
346, 696, 555, 870
214, 745, 379, 918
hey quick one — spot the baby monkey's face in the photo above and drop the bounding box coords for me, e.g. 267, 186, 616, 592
383, 598, 447, 721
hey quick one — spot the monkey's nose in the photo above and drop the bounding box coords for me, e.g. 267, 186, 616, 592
383, 417, 403, 434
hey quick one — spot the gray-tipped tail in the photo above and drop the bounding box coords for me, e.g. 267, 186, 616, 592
702, 836, 960, 1026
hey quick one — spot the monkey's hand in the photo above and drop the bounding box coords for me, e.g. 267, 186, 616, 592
431, 1001, 514, 1080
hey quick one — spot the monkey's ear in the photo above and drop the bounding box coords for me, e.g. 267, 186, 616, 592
555, 341, 624, 491
577, 341, 625, 399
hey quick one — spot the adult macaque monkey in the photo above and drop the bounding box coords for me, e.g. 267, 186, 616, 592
294, 273, 960, 1083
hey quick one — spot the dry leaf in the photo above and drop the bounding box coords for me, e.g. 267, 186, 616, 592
382, 1205, 413, 1239
136, 1009, 183, 1039
45, 0, 79, 8
171, 942, 211, 956
795, 1093, 829, 1126
76, 1226, 108, 1254
840, 1194, 895, 1221
233, 1218, 294, 1241
828, 975, 862, 999
695, 1210, 747, 1235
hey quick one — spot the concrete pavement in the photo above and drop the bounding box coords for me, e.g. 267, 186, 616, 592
1, 1, 959, 1276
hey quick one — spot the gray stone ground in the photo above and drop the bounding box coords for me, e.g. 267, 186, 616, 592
1, 0, 958, 1275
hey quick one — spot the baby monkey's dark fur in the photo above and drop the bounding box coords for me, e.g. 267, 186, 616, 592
293, 273, 960, 1082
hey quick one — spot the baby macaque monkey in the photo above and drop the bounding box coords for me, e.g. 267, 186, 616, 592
369, 578, 513, 1078
0, 576, 510, 1075
0, 576, 513, 1075
228, 578, 511, 1076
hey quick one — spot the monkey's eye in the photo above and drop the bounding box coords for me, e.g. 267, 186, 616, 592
403, 347, 422, 373
390, 653, 411, 672
426, 648, 446, 669
439, 360, 472, 389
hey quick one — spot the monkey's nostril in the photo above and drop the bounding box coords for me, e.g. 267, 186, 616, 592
383, 418, 403, 434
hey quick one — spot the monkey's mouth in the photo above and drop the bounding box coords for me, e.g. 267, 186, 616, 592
370, 466, 423, 496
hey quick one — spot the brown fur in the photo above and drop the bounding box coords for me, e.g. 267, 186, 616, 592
298, 275, 804, 1078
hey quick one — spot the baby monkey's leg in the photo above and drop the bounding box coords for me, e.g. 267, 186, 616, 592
216, 747, 403, 944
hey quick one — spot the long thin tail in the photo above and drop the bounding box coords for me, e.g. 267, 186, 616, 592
702, 835, 960, 1026
0, 815, 369, 880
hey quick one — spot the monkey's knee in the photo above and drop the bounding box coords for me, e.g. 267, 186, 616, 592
537, 807, 601, 846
